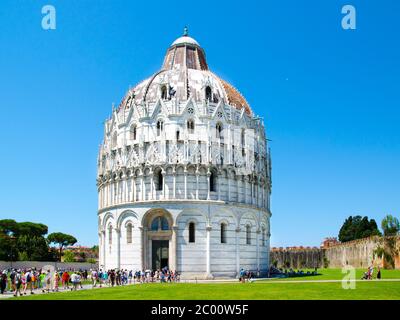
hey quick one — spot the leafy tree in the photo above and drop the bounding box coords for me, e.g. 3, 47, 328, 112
47, 232, 77, 261
0, 219, 59, 261
62, 250, 75, 262
0, 234, 18, 260
0, 219, 20, 260
338, 215, 381, 242
381, 215, 400, 237
16, 235, 51, 261
18, 251, 29, 261
0, 219, 19, 236
87, 258, 97, 264
14, 222, 48, 237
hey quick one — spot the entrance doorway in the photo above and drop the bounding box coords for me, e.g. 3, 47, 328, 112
152, 240, 169, 270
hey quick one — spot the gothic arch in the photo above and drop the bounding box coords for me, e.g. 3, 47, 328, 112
239, 211, 259, 230
211, 207, 238, 229
102, 212, 115, 230
141, 208, 174, 228
116, 210, 139, 230
175, 208, 208, 226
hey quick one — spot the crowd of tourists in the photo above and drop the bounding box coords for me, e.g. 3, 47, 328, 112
0, 266, 180, 297
238, 268, 256, 283
267, 266, 320, 278
90, 267, 180, 287
0, 268, 89, 297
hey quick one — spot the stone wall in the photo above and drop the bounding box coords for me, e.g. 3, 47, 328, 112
270, 236, 400, 270
324, 236, 400, 269
0, 261, 98, 271
270, 247, 324, 269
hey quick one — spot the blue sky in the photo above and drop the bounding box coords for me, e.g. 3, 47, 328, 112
0, 0, 399, 247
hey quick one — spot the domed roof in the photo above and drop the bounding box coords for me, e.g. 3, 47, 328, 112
171, 35, 200, 46
119, 29, 252, 116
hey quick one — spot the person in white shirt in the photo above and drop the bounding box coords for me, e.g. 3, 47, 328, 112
91, 270, 98, 287
70, 272, 79, 291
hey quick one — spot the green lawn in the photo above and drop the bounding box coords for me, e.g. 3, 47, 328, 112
11, 269, 400, 300
259, 268, 400, 281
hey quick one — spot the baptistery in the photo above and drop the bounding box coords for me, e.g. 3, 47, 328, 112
97, 29, 272, 278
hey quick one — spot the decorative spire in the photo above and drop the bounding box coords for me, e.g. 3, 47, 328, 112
183, 26, 188, 36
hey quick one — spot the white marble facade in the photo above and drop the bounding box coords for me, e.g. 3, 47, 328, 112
97, 30, 272, 279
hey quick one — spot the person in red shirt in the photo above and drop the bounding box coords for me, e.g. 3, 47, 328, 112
61, 271, 70, 290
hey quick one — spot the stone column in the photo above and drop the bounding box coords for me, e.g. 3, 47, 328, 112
114, 180, 118, 205
162, 169, 166, 200
236, 227, 241, 276
141, 173, 145, 201
110, 182, 114, 206
131, 175, 135, 202
105, 184, 107, 207
237, 177, 240, 203
228, 173, 231, 202
244, 177, 248, 204
116, 228, 121, 269
206, 225, 212, 278
256, 229, 260, 272
184, 167, 187, 199
206, 169, 211, 200
171, 225, 178, 271
196, 168, 200, 200
139, 227, 144, 270
217, 172, 221, 201
150, 169, 154, 201
107, 182, 110, 206
98, 187, 101, 208
102, 230, 106, 269
120, 177, 124, 203
115, 181, 118, 205
118, 179, 122, 204
251, 178, 254, 206
125, 177, 129, 203
173, 167, 176, 199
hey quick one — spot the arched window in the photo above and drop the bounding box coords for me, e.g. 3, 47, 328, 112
189, 222, 195, 243
157, 120, 164, 136
246, 225, 251, 245
151, 216, 170, 231
187, 119, 195, 134
216, 123, 223, 139
210, 170, 216, 192
161, 85, 168, 100
176, 130, 180, 141
155, 169, 163, 191
241, 129, 245, 146
221, 223, 227, 244
130, 125, 137, 141
205, 86, 212, 101
108, 225, 112, 245
126, 223, 133, 244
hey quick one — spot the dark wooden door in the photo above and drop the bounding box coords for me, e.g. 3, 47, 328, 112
152, 240, 169, 270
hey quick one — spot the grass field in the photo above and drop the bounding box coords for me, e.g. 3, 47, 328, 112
11, 269, 400, 300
